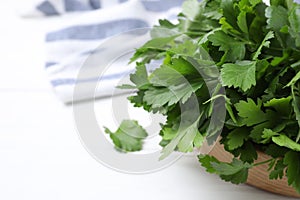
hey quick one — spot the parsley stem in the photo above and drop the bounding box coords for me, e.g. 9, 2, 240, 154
227, 32, 254, 46
253, 158, 273, 167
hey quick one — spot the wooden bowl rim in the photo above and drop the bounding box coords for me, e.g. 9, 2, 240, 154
209, 143, 300, 198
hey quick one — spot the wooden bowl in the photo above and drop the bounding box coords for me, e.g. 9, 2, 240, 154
209, 143, 300, 198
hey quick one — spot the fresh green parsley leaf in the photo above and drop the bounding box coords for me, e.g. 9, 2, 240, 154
226, 127, 249, 150
261, 128, 279, 143
108, 0, 300, 192
149, 57, 198, 87
129, 62, 150, 89
283, 151, 300, 193
198, 154, 220, 173
235, 98, 266, 126
264, 97, 292, 116
104, 120, 148, 152
286, 71, 300, 87
211, 158, 251, 184
265, 144, 289, 158
221, 61, 256, 92
237, 11, 249, 35
266, 5, 288, 30
199, 154, 251, 185
208, 31, 246, 62
160, 108, 202, 160
292, 84, 300, 142
288, 4, 300, 47
144, 81, 203, 108
193, 132, 205, 148
252, 31, 274, 60
265, 5, 288, 47
272, 134, 300, 152
269, 159, 286, 180
182, 0, 200, 20
220, 0, 239, 32
130, 34, 180, 63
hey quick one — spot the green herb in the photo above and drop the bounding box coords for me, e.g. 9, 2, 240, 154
104, 0, 300, 193
104, 120, 148, 152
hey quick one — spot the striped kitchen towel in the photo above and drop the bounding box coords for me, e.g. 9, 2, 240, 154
22, 0, 184, 103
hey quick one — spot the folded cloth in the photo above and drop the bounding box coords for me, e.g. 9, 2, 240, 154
24, 0, 183, 103
19, 0, 133, 17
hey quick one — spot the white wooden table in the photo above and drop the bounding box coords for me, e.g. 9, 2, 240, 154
0, 2, 297, 200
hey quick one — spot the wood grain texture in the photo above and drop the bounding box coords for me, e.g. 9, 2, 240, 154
209, 143, 300, 198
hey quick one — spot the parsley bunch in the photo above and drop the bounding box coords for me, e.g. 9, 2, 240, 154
105, 0, 300, 193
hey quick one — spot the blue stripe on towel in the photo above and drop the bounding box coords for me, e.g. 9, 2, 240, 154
46, 19, 149, 41
89, 0, 101, 9
37, 1, 59, 16
80, 48, 104, 55
45, 62, 58, 68
51, 70, 133, 87
141, 0, 184, 12
64, 0, 92, 11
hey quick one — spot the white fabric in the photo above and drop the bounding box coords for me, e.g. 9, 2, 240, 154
21, 0, 183, 103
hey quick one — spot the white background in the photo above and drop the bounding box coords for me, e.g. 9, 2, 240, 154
0, 1, 298, 200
